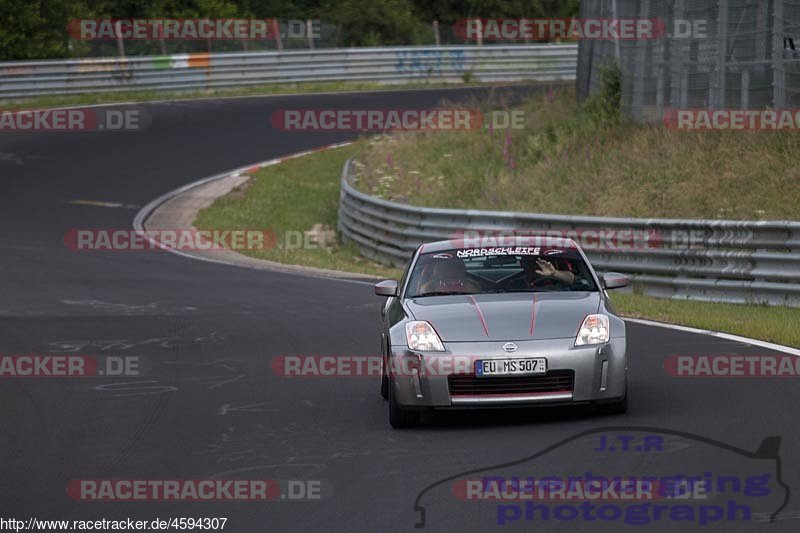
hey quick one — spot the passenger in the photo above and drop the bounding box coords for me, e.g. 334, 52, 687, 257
509, 255, 575, 288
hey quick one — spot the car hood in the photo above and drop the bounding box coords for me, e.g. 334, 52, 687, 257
405, 292, 601, 342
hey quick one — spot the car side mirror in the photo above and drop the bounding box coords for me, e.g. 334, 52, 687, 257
374, 280, 398, 297
603, 272, 631, 290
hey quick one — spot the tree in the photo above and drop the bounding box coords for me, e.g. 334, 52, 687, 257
0, 0, 95, 60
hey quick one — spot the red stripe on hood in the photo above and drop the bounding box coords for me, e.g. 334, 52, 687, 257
468, 295, 490, 337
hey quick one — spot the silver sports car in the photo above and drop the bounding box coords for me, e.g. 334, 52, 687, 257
374, 236, 630, 428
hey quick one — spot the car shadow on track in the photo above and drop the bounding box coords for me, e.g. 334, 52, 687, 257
418, 404, 625, 430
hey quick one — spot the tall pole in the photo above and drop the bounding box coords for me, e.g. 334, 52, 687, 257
632, 0, 649, 120
772, 0, 786, 108
715, 0, 728, 109
273, 19, 283, 51
307, 20, 315, 49
115, 20, 125, 59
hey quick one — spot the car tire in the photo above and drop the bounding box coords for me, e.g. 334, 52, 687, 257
380, 357, 389, 400
601, 392, 628, 415
389, 378, 420, 428
600, 377, 629, 415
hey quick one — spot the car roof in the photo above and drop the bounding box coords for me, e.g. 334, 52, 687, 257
418, 235, 580, 254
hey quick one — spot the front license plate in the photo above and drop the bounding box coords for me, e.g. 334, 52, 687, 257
475, 357, 547, 377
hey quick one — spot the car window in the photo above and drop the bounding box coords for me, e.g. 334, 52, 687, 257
397, 249, 416, 296
406, 246, 598, 297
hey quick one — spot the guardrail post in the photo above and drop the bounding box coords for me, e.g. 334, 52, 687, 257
273, 19, 283, 51
115, 21, 125, 59
307, 20, 315, 49
158, 29, 167, 55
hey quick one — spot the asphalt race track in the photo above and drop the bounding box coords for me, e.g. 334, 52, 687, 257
1, 86, 798, 532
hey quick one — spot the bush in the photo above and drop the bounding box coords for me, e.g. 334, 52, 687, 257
582, 62, 622, 126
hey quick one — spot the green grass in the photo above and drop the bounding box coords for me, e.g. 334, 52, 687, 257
353, 86, 800, 220
610, 291, 800, 347
194, 143, 401, 279
1, 80, 509, 111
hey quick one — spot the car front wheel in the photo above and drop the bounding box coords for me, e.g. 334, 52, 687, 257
388, 378, 420, 428
599, 376, 628, 415
600, 392, 628, 414
380, 357, 389, 400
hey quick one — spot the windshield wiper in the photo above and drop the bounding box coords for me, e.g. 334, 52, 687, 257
487, 288, 550, 293
411, 291, 473, 298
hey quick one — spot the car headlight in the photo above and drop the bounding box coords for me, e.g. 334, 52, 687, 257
405, 321, 445, 352
575, 314, 610, 346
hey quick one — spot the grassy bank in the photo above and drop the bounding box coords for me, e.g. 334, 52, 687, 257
196, 138, 800, 348
611, 292, 800, 347
352, 86, 800, 221
194, 143, 401, 278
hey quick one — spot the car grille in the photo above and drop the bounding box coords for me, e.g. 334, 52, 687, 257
448, 370, 574, 397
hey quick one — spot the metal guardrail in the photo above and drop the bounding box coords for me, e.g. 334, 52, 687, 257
338, 158, 800, 307
0, 45, 577, 99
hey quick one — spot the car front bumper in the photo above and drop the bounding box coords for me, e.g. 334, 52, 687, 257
389, 337, 626, 408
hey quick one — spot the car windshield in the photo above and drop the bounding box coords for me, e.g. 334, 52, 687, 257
406, 246, 598, 298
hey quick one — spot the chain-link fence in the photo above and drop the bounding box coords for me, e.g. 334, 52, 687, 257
577, 0, 800, 122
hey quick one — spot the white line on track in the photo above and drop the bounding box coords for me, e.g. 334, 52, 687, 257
132, 141, 376, 286
625, 317, 800, 356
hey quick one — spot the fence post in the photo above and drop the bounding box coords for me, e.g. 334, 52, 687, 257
433, 20, 440, 46
632, 0, 650, 120
273, 19, 283, 51
307, 20, 315, 49
611, 0, 620, 63
772, 0, 786, 108
741, 69, 750, 108
756, 0, 768, 75
669, 0, 685, 108
115, 20, 125, 59
656, 38, 665, 120
158, 26, 167, 55
714, 0, 728, 109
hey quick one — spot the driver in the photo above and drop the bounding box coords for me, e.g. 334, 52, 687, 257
417, 257, 481, 295
510, 255, 575, 289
